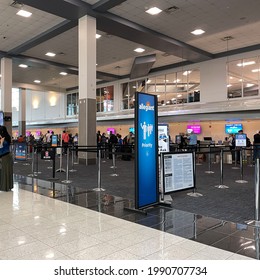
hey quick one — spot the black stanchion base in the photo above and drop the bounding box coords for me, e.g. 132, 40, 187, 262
187, 192, 203, 197
48, 178, 59, 181
93, 187, 106, 192
158, 202, 172, 208
124, 207, 148, 215
56, 168, 66, 173
61, 180, 72, 184
245, 220, 260, 227
235, 180, 248, 183
215, 184, 229, 189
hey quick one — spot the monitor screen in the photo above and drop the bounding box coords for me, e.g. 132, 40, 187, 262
129, 127, 135, 134
0, 111, 4, 126
187, 124, 201, 134
225, 124, 243, 134
107, 128, 116, 134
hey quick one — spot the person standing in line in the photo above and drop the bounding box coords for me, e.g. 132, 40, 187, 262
253, 130, 260, 163
0, 126, 13, 191
62, 130, 70, 155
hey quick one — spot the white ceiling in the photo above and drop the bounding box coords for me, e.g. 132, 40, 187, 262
0, 0, 260, 90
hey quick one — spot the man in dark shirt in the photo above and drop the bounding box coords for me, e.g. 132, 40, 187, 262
253, 131, 260, 162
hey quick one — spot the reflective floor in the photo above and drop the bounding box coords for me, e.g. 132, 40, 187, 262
0, 175, 258, 260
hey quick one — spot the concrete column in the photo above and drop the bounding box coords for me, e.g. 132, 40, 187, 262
18, 88, 26, 137
78, 15, 96, 165
1, 57, 12, 134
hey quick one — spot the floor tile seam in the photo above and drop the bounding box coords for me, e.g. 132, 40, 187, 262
0, 240, 54, 259
97, 249, 143, 260
209, 235, 248, 254
66, 243, 124, 259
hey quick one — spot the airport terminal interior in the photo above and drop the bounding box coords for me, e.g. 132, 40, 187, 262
1, 0, 260, 260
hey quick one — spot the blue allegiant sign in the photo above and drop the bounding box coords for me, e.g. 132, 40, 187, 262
135, 92, 158, 209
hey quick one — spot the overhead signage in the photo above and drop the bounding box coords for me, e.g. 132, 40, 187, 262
135, 92, 158, 209
163, 152, 194, 194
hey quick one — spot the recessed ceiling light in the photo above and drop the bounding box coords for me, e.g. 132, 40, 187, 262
96, 34, 101, 39
191, 29, 205, 35
252, 69, 260, 73
16, 9, 32, 18
134, 48, 145, 53
45, 52, 56, 57
59, 72, 67, 76
183, 70, 192, 76
34, 80, 41, 83
237, 61, 255, 67
146, 7, 162, 15
0, 74, 1, 77
19, 64, 28, 68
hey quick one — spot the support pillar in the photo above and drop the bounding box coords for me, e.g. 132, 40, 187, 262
78, 15, 96, 165
18, 88, 26, 137
1, 57, 12, 134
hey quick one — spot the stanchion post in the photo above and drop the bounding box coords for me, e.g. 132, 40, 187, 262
69, 146, 77, 172
235, 148, 248, 183
215, 148, 229, 189
56, 144, 66, 173
246, 158, 260, 227
62, 149, 72, 184
187, 151, 203, 197
111, 145, 116, 168
160, 153, 164, 202
28, 146, 37, 177
110, 145, 119, 177
93, 149, 106, 191
205, 145, 214, 174
34, 147, 41, 174
255, 158, 260, 222
220, 149, 223, 185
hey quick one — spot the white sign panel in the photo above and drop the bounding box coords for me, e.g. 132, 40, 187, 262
163, 153, 194, 193
158, 124, 169, 153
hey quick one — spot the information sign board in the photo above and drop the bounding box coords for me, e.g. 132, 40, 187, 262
163, 152, 194, 194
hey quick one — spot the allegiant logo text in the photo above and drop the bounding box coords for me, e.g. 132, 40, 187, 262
139, 102, 154, 111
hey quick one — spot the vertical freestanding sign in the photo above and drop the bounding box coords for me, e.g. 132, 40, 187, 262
135, 92, 158, 209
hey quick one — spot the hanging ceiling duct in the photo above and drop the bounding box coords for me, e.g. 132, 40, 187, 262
130, 54, 156, 80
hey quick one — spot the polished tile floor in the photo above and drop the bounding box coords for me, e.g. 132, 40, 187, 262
0, 176, 258, 260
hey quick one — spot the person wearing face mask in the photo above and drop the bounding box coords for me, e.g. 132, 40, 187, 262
0, 126, 13, 191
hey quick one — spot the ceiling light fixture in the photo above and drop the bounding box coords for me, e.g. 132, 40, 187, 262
16, 9, 32, 18
19, 64, 28, 68
146, 7, 162, 15
59, 72, 67, 76
237, 61, 256, 67
252, 69, 260, 73
183, 70, 192, 76
45, 52, 56, 57
96, 34, 101, 39
191, 29, 205, 35
134, 48, 145, 53
34, 80, 41, 83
